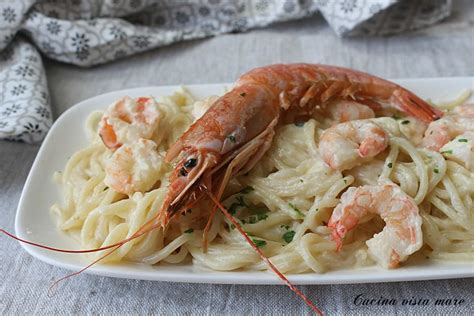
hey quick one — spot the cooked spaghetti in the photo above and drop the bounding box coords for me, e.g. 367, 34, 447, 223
51, 87, 474, 273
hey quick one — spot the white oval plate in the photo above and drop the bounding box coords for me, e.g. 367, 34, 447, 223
15, 78, 474, 285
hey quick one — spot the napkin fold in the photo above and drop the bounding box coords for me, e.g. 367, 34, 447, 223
0, 0, 452, 143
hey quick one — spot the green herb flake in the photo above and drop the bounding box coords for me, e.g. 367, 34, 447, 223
248, 215, 257, 224
228, 203, 241, 215
282, 230, 296, 243
441, 150, 453, 155
252, 239, 267, 248
294, 122, 305, 127
299, 179, 304, 183
230, 224, 235, 230
228, 196, 247, 215
288, 203, 305, 218
240, 92, 246, 97
458, 138, 468, 143
184, 228, 194, 234
433, 168, 439, 174
239, 186, 254, 194
281, 224, 290, 230
401, 120, 410, 125
387, 162, 393, 168
227, 135, 236, 143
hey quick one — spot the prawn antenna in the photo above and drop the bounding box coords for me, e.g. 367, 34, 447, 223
47, 244, 122, 297
1, 221, 162, 294
205, 191, 323, 316
0, 226, 155, 254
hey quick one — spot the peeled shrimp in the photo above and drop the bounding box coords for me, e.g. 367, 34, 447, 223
328, 184, 423, 268
439, 132, 474, 171
325, 100, 375, 123
104, 139, 162, 195
422, 104, 474, 151
397, 117, 428, 146
99, 96, 161, 149
318, 120, 389, 171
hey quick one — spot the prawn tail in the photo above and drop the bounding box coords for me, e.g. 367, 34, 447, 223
330, 229, 343, 252
392, 89, 444, 123
327, 220, 344, 252
206, 190, 323, 316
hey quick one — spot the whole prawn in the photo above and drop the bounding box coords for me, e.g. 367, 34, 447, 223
160, 63, 442, 225
2, 64, 443, 315
328, 184, 423, 269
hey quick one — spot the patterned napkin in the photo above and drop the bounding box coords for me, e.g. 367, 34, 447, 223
0, 0, 451, 143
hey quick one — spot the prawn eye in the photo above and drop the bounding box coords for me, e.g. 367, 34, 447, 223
179, 158, 198, 177
184, 158, 197, 169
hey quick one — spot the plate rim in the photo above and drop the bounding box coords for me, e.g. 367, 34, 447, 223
15, 77, 474, 285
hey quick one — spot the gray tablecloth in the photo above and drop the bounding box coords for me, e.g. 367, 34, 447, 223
1, 0, 473, 315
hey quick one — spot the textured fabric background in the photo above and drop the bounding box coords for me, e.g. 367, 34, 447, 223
1, 0, 473, 315
0, 0, 452, 143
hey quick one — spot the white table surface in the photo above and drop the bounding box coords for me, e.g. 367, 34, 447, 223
1, 1, 473, 315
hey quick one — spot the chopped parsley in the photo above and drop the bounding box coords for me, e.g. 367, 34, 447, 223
458, 138, 468, 143
299, 179, 304, 183
433, 168, 439, 174
401, 120, 410, 125
227, 135, 236, 143
281, 224, 290, 230
184, 228, 194, 234
248, 212, 268, 224
248, 216, 257, 224
227, 193, 268, 224
282, 230, 296, 243
252, 239, 267, 248
387, 162, 393, 168
441, 150, 453, 155
288, 203, 305, 218
257, 212, 268, 221
240, 92, 247, 97
228, 196, 246, 215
